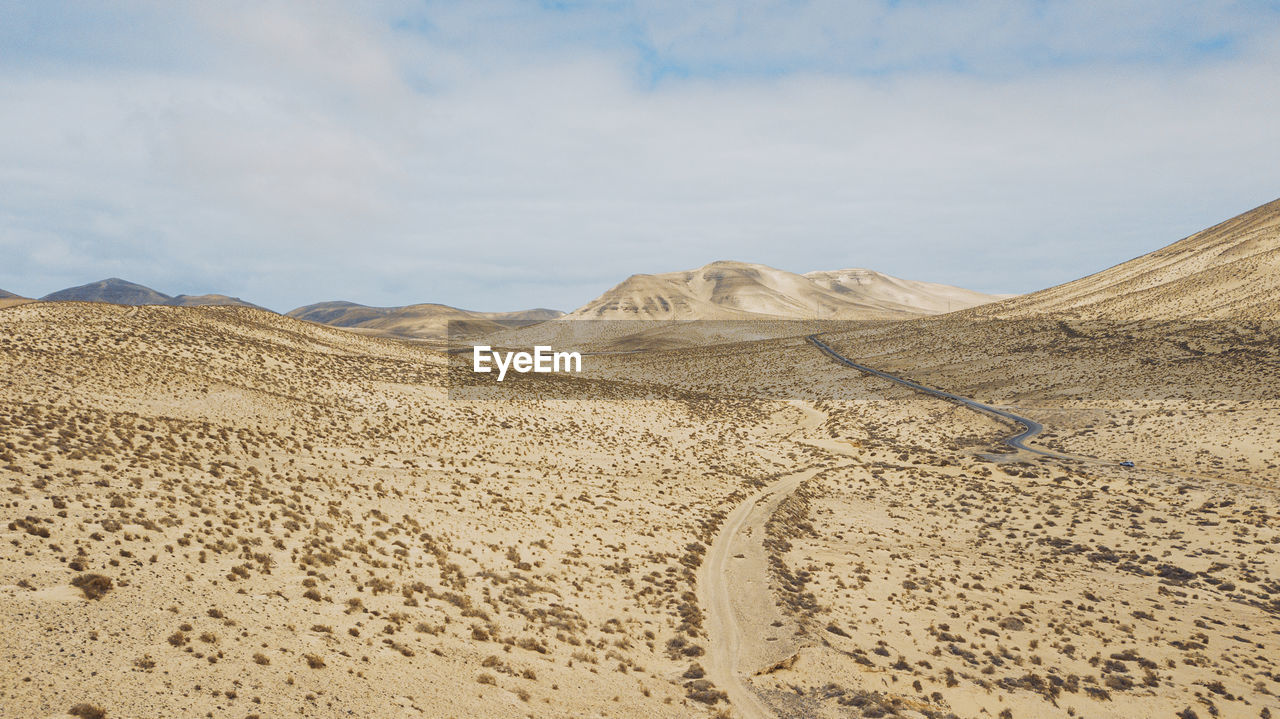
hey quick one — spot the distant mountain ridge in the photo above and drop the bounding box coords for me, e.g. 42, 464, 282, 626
566, 261, 1004, 320
0, 288, 23, 299
27, 261, 1008, 340
286, 301, 564, 340
29, 278, 564, 341
39, 278, 265, 310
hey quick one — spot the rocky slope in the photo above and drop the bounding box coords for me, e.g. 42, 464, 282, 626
567, 261, 1002, 320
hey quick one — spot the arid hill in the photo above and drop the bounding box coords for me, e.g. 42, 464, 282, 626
0, 289, 29, 310
975, 197, 1280, 320
40, 278, 265, 310
167, 293, 267, 309
813, 197, 1280, 485
804, 268, 1007, 314
41, 278, 170, 305
566, 261, 1003, 320
286, 301, 564, 341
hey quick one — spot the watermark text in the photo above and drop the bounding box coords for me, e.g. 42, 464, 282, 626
472, 345, 582, 381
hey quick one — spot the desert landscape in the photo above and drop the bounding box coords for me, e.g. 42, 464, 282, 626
2, 198, 1278, 719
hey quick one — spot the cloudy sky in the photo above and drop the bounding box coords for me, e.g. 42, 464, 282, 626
2, 1, 1279, 312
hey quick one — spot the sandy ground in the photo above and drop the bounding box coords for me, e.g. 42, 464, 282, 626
702, 465, 823, 718
748, 397, 1280, 719
2, 297, 1278, 719
0, 302, 820, 718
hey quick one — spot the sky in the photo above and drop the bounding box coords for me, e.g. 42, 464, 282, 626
2, 1, 1279, 312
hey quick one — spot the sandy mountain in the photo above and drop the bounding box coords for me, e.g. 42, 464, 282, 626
977, 197, 1280, 320
39, 278, 264, 310
566, 261, 1002, 320
804, 268, 1011, 315
287, 301, 564, 340
0, 288, 22, 299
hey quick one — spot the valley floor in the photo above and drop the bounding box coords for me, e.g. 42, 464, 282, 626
1, 303, 1277, 718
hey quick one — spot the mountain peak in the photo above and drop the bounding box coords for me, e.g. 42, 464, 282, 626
41, 278, 172, 305
38, 279, 265, 310
569, 263, 1002, 320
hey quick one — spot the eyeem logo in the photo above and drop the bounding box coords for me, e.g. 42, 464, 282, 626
472, 346, 582, 382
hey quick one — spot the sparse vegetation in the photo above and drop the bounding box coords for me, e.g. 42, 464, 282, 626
2, 279, 1278, 719
70, 573, 113, 600
69, 704, 107, 719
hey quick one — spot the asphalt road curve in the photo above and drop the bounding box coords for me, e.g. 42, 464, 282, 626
807, 334, 1061, 456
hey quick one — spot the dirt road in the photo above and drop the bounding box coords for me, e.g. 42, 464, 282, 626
698, 465, 819, 719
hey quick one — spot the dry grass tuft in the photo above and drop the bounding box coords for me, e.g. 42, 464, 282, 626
70, 573, 113, 600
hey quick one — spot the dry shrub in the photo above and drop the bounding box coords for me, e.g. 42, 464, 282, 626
70, 573, 113, 600
69, 704, 107, 719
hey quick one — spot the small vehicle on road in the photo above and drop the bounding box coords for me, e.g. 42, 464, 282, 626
1119, 461, 1135, 467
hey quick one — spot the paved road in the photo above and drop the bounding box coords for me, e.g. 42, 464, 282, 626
807, 334, 1063, 457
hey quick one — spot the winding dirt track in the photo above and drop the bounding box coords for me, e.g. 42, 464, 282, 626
698, 466, 817, 719
698, 342, 1070, 717
698, 401, 830, 718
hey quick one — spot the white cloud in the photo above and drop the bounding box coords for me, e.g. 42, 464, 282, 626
1, 2, 1278, 310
